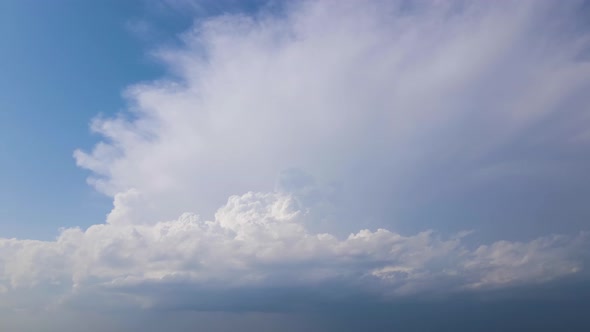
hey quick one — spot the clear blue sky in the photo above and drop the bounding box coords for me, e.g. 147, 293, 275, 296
0, 1, 171, 239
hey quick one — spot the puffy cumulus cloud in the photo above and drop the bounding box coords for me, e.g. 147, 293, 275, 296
0, 190, 588, 312
3, 0, 590, 316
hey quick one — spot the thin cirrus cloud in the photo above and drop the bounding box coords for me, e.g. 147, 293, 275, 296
2, 0, 590, 328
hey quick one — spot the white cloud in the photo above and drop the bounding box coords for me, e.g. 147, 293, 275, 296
0, 190, 587, 310
73, 0, 590, 236
4, 0, 590, 314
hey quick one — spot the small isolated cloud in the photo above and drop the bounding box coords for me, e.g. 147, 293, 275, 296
3, 0, 590, 324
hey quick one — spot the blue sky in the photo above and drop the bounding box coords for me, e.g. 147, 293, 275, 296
1, 0, 162, 238
1, 1, 590, 331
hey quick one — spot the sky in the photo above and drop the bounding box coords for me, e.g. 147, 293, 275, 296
1, 0, 590, 331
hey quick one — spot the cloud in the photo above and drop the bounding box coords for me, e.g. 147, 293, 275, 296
0, 190, 588, 312
74, 0, 590, 238
3, 0, 590, 320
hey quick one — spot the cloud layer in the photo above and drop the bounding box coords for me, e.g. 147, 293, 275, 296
2, 0, 590, 319
1, 190, 588, 311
